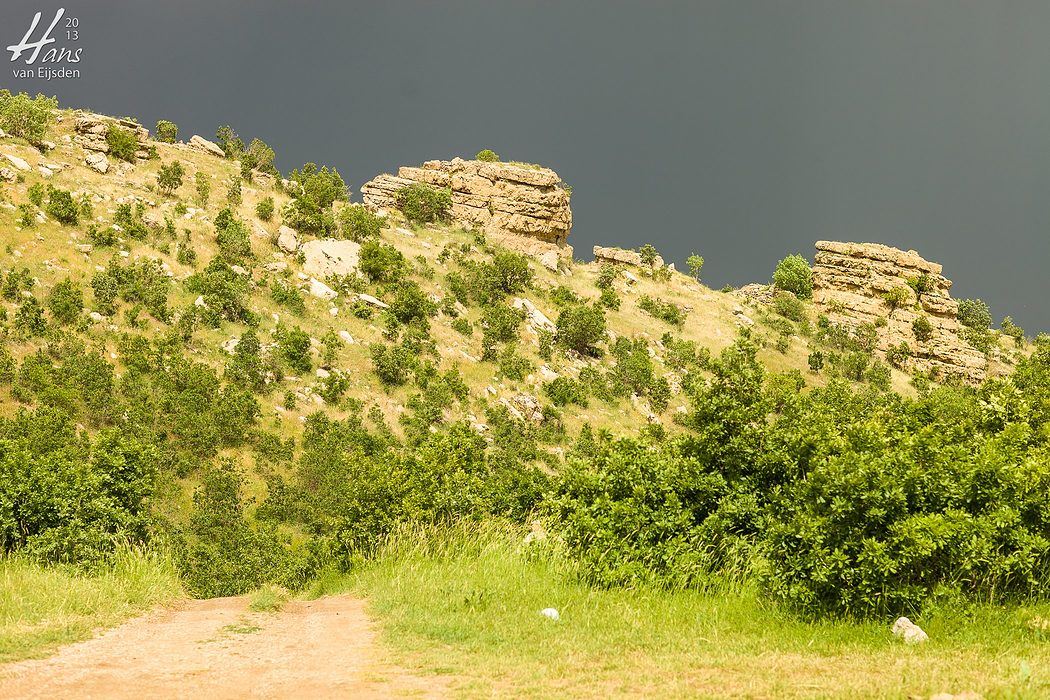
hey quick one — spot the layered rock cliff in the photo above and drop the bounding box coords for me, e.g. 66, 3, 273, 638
361, 158, 572, 257
812, 241, 986, 383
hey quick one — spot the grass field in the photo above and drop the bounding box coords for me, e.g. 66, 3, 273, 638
0, 546, 182, 663
313, 523, 1050, 699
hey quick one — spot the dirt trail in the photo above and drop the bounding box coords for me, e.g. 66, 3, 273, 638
0, 595, 445, 699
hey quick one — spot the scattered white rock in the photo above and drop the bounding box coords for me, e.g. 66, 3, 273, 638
315, 368, 330, 379
0, 167, 15, 182
252, 221, 270, 239
512, 297, 556, 333
88, 311, 104, 322
539, 250, 559, 271
222, 338, 240, 355
229, 264, 248, 276
523, 520, 547, 545
263, 261, 287, 272
75, 243, 94, 253
194, 295, 207, 308
87, 152, 110, 174
540, 608, 560, 622
188, 134, 225, 158
328, 307, 339, 317
37, 166, 53, 178
357, 293, 389, 309
277, 225, 299, 253
4, 153, 31, 171
622, 270, 639, 285
338, 330, 355, 344
301, 238, 360, 278
309, 278, 337, 300
891, 617, 928, 644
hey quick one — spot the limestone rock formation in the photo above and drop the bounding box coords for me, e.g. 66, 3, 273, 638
812, 241, 986, 383
361, 158, 572, 258
73, 113, 150, 160
301, 239, 360, 278
188, 135, 225, 158
593, 245, 664, 269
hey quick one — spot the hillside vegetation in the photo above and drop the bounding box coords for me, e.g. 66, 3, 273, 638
3, 93, 1050, 691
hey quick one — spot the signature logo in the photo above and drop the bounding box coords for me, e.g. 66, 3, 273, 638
7, 8, 81, 65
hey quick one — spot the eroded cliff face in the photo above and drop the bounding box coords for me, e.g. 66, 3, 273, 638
812, 240, 986, 384
361, 158, 572, 257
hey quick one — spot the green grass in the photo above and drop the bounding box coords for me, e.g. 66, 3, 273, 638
249, 584, 290, 613
0, 545, 182, 663
313, 522, 1050, 699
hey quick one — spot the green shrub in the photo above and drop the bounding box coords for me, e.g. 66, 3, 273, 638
639, 244, 660, 268
359, 241, 406, 283
598, 287, 621, 310
45, 186, 79, 225
155, 120, 178, 143
395, 183, 452, 224
638, 295, 685, 326
957, 298, 992, 331
27, 182, 45, 207
686, 253, 704, 281
907, 273, 936, 296
195, 173, 211, 208
47, 279, 83, 325
106, 126, 140, 162
556, 304, 606, 356
772, 291, 806, 322
270, 280, 306, 315
1001, 316, 1025, 348
912, 315, 934, 342
480, 303, 525, 360
226, 176, 242, 206
214, 212, 253, 264
596, 263, 617, 290
256, 196, 274, 221
278, 326, 312, 374
156, 161, 184, 195
0, 90, 57, 145
337, 204, 383, 241
370, 343, 415, 387
451, 317, 472, 335
215, 125, 245, 158
475, 149, 500, 162
886, 342, 912, 368
881, 286, 911, 311
15, 297, 46, 335
772, 254, 813, 299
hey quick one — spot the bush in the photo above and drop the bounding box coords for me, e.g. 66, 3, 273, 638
337, 204, 383, 242
370, 343, 415, 387
256, 196, 275, 221
195, 173, 210, 208
156, 161, 184, 195
480, 303, 525, 360
881, 286, 911, 311
958, 298, 992, 331
45, 186, 79, 225
772, 291, 806, 322
106, 126, 139, 162
215, 214, 253, 264
556, 304, 606, 356
27, 182, 44, 207
155, 120, 178, 143
395, 183, 452, 224
544, 377, 589, 407
216, 125, 245, 158
886, 342, 912, 368
47, 279, 83, 325
270, 280, 305, 315
686, 253, 704, 281
772, 254, 813, 299
475, 149, 500, 162
226, 176, 242, 206
1001, 316, 1025, 348
358, 241, 406, 283
278, 326, 312, 374
912, 315, 934, 342
638, 295, 685, 326
0, 90, 57, 145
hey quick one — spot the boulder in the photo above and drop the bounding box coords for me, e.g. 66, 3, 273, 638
891, 617, 929, 644
593, 245, 664, 268
0, 167, 16, 182
301, 238, 361, 278
308, 278, 337, 300
188, 135, 225, 158
539, 250, 560, 271
358, 293, 389, 309
4, 153, 31, 171
74, 113, 150, 159
85, 152, 109, 174
512, 297, 556, 333
277, 225, 299, 253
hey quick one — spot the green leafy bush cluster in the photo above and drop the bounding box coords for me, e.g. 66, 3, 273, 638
44, 185, 79, 225
154, 119, 178, 143
394, 183, 452, 224
772, 254, 813, 299
337, 204, 384, 242
106, 125, 140, 162
638, 295, 685, 326
281, 163, 347, 236
0, 90, 57, 145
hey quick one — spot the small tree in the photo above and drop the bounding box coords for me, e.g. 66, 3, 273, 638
395, 183, 452, 224
0, 90, 58, 145
106, 125, 139, 162
337, 204, 383, 242
881, 287, 911, 311
475, 149, 500, 162
1000, 316, 1025, 348
47, 279, 83, 325
45, 186, 79, 225
157, 161, 185, 195
256, 197, 275, 221
556, 304, 607, 356
195, 173, 211, 208
155, 120, 178, 143
912, 315, 934, 343
226, 176, 242, 206
639, 244, 660, 268
686, 253, 704, 281
773, 254, 813, 300
957, 298, 992, 330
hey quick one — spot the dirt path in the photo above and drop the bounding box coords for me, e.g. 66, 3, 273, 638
0, 595, 445, 699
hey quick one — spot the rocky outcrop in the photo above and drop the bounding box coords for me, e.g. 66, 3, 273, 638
361, 158, 572, 257
73, 113, 150, 160
812, 241, 986, 383
188, 135, 225, 158
301, 239, 360, 278
592, 245, 664, 269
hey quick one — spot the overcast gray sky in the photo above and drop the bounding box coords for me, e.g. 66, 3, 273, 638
3, 1, 1048, 332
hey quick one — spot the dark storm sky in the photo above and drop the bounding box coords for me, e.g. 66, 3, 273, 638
3, 1, 1049, 332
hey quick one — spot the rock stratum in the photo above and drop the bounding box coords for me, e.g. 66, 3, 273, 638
361, 158, 572, 257
812, 241, 986, 384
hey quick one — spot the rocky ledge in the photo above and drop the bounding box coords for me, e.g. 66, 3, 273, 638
812, 240, 986, 384
361, 158, 572, 258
